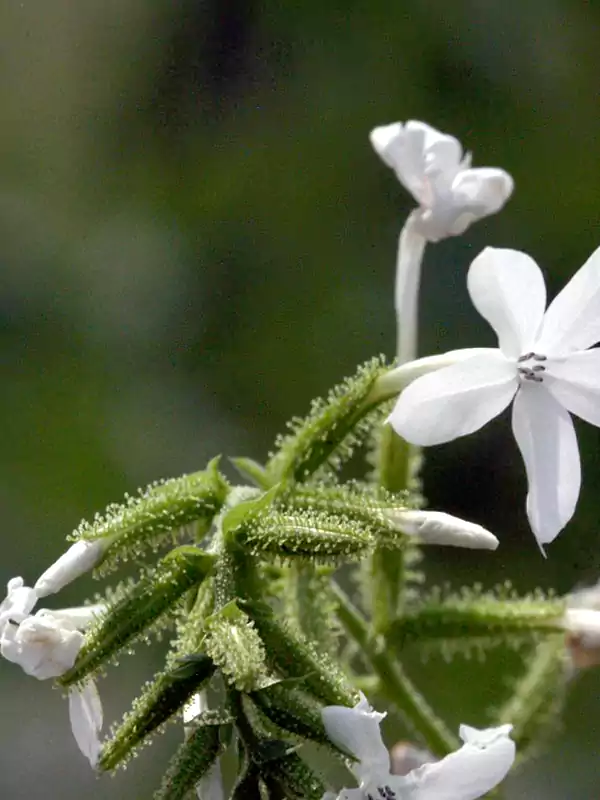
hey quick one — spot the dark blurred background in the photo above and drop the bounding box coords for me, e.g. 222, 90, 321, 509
1, 1, 599, 797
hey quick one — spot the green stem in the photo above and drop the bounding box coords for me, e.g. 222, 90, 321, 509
332, 582, 458, 755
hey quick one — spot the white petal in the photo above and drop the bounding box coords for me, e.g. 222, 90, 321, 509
35, 540, 105, 598
389, 353, 517, 446
544, 350, 600, 427
0, 577, 38, 625
400, 724, 515, 800
451, 168, 514, 217
322, 693, 390, 782
467, 248, 546, 358
391, 510, 498, 550
564, 608, 600, 648
536, 245, 600, 355
511, 384, 581, 546
69, 681, 103, 767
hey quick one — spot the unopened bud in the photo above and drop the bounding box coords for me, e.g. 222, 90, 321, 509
386, 509, 499, 550
34, 540, 107, 598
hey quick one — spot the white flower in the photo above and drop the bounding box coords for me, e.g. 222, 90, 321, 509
564, 608, 600, 649
322, 693, 515, 800
387, 510, 498, 551
69, 680, 103, 767
370, 121, 513, 242
389, 245, 600, 548
0, 608, 84, 679
34, 539, 106, 598
0, 576, 38, 626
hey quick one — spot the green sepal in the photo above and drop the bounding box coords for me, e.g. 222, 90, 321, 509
494, 636, 568, 765
249, 681, 331, 747
60, 548, 215, 686
153, 723, 229, 800
99, 654, 217, 771
73, 457, 228, 576
242, 599, 356, 707
235, 510, 374, 562
221, 486, 280, 537
256, 740, 326, 800
230, 456, 271, 489
202, 600, 269, 692
265, 356, 388, 485
386, 590, 566, 651
282, 564, 339, 657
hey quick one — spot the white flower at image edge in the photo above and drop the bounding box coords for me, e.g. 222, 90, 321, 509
321, 693, 515, 800
370, 121, 513, 242
0, 607, 104, 766
0, 577, 37, 625
389, 245, 600, 548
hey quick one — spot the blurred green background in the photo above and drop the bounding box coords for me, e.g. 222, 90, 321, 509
1, 1, 599, 797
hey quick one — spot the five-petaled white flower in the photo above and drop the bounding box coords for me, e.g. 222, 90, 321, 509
370, 121, 513, 242
322, 693, 515, 800
389, 245, 600, 548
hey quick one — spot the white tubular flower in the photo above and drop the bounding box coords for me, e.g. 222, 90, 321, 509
0, 609, 84, 679
370, 121, 513, 243
322, 693, 515, 800
34, 539, 106, 598
0, 577, 38, 626
387, 510, 499, 551
389, 245, 600, 549
69, 680, 103, 768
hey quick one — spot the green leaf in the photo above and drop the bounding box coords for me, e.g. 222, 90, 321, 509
221, 485, 280, 536
153, 723, 228, 800
230, 456, 272, 489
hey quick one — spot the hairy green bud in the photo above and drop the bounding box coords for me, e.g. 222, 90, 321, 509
99, 655, 217, 771
202, 600, 269, 692
250, 681, 330, 747
265, 356, 388, 484
153, 721, 228, 800
243, 599, 356, 706
73, 458, 228, 576
60, 548, 215, 686
235, 510, 374, 562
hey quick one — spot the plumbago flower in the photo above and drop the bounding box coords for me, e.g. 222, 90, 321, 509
389, 245, 600, 548
0, 604, 105, 766
370, 121, 514, 243
369, 120, 513, 363
322, 693, 515, 800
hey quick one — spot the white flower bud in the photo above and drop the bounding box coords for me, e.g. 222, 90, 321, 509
34, 540, 106, 598
387, 510, 499, 550
563, 608, 600, 650
0, 609, 84, 680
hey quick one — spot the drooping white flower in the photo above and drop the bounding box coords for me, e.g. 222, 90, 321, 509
0, 608, 84, 679
34, 539, 106, 598
389, 245, 600, 548
387, 510, 498, 551
370, 121, 514, 243
322, 693, 515, 800
369, 120, 513, 363
69, 680, 103, 767
0, 576, 38, 626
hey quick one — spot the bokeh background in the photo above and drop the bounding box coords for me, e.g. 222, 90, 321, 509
1, 1, 599, 797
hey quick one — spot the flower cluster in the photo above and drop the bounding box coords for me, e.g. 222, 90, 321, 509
1, 118, 597, 800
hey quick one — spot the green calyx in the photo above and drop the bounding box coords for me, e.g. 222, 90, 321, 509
73, 457, 228, 576
60, 547, 215, 686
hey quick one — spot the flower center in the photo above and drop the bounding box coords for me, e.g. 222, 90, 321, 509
517, 352, 547, 383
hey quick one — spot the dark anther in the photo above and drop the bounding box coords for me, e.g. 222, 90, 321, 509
385, 787, 397, 799
532, 365, 546, 372
533, 354, 547, 361
517, 352, 535, 362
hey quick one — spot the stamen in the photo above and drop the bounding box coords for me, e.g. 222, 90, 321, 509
517, 352, 535, 362
531, 365, 546, 372
533, 354, 547, 361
